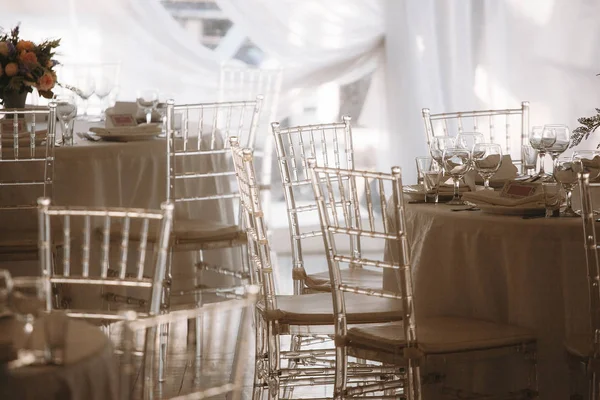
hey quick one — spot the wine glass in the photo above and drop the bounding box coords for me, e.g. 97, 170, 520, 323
73, 72, 95, 120
472, 143, 503, 190
94, 74, 114, 120
0, 269, 12, 315
9, 277, 48, 349
544, 124, 570, 162
430, 137, 456, 170
442, 147, 471, 205
529, 126, 555, 178
553, 156, 579, 217
572, 150, 600, 181
137, 89, 159, 124
456, 132, 485, 153
521, 145, 539, 177
54, 95, 78, 146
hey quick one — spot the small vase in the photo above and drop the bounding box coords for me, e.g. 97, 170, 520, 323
3, 90, 27, 109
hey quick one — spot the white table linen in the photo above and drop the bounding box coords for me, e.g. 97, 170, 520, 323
383, 203, 588, 397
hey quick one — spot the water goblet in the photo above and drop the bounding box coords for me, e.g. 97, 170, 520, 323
442, 147, 471, 205
529, 126, 555, 178
430, 137, 456, 170
415, 156, 437, 185
521, 145, 539, 177
472, 143, 503, 190
544, 124, 570, 162
456, 132, 485, 153
542, 182, 563, 218
137, 89, 159, 124
572, 150, 600, 181
553, 156, 578, 217
9, 277, 48, 349
54, 95, 78, 146
73, 72, 95, 120
423, 169, 442, 203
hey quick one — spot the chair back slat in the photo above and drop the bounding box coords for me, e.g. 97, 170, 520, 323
422, 102, 530, 173
37, 198, 173, 320
272, 117, 356, 293
578, 173, 600, 356
307, 161, 417, 348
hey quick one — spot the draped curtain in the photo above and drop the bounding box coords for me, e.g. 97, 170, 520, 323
1, 0, 600, 181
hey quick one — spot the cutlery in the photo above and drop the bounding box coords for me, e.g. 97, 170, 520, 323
451, 206, 480, 212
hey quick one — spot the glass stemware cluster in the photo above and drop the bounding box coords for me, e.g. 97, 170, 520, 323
529, 124, 570, 178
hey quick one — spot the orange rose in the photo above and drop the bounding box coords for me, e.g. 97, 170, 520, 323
19, 50, 37, 66
16, 40, 35, 52
46, 60, 53, 68
37, 72, 54, 91
0, 42, 8, 56
4, 63, 18, 77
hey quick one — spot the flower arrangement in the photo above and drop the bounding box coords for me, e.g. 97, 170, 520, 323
570, 74, 600, 148
0, 25, 60, 105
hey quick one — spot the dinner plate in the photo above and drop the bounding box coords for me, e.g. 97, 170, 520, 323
477, 204, 545, 216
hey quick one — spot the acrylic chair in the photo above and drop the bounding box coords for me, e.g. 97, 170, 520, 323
119, 285, 258, 400
219, 63, 283, 224
308, 160, 539, 399
230, 137, 403, 399
422, 102, 530, 173
0, 104, 57, 261
271, 117, 382, 295
38, 197, 173, 383
568, 171, 600, 399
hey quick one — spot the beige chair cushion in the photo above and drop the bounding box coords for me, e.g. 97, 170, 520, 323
347, 317, 535, 355
565, 334, 591, 359
257, 292, 402, 326
106, 218, 246, 250
305, 268, 383, 292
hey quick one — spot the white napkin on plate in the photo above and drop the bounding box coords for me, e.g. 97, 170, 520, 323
461, 190, 544, 207
89, 123, 161, 137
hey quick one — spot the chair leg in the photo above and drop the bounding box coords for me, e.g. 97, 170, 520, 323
158, 322, 169, 382
195, 249, 205, 360
281, 334, 302, 399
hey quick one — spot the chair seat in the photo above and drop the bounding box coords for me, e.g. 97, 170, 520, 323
257, 292, 402, 326
347, 317, 535, 355
106, 218, 246, 250
304, 268, 383, 292
565, 334, 591, 359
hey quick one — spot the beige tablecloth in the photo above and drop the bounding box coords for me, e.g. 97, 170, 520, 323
383, 203, 588, 398
0, 315, 118, 400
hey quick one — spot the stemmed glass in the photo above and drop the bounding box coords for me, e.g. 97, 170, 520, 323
456, 132, 485, 153
54, 95, 78, 146
137, 89, 159, 124
545, 125, 570, 161
442, 147, 471, 205
74, 72, 95, 120
9, 277, 48, 349
572, 150, 600, 181
94, 75, 114, 120
430, 137, 457, 170
472, 143, 503, 190
553, 156, 579, 217
529, 126, 555, 178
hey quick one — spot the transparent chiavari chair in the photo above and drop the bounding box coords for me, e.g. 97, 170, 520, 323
568, 172, 600, 398
219, 64, 283, 223
422, 102, 530, 173
119, 285, 258, 400
230, 137, 403, 399
272, 117, 382, 295
307, 160, 539, 399
0, 104, 57, 260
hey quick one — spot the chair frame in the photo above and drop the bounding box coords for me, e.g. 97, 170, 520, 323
422, 102, 530, 173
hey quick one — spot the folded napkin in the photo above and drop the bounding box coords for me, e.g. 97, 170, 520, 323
89, 123, 161, 137
466, 154, 518, 183
461, 190, 544, 207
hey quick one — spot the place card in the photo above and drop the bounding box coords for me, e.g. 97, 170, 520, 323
109, 114, 137, 127
499, 180, 540, 199
0, 118, 25, 133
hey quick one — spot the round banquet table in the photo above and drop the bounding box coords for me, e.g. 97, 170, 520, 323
2, 121, 238, 308
383, 203, 589, 398
0, 314, 118, 400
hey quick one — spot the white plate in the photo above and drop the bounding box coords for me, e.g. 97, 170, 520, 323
93, 131, 161, 142
477, 204, 545, 216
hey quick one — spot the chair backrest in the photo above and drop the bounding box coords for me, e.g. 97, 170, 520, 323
219, 64, 284, 221
0, 104, 57, 222
307, 160, 417, 351
229, 137, 277, 310
271, 117, 356, 292
422, 102, 529, 171
37, 198, 173, 319
119, 286, 259, 400
165, 97, 263, 224
578, 172, 600, 358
